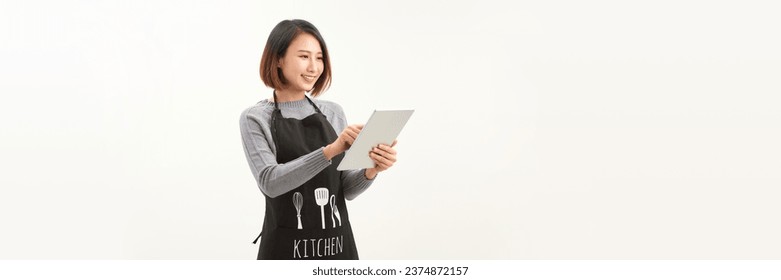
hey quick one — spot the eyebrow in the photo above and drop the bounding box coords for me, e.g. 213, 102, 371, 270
296, 50, 322, 54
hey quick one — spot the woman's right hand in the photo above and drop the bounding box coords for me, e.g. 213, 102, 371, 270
324, 124, 363, 160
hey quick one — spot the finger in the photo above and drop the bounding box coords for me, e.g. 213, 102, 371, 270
370, 153, 390, 171
342, 133, 357, 146
391, 139, 398, 147
346, 128, 361, 139
384, 154, 396, 163
345, 129, 359, 140
376, 159, 392, 171
373, 147, 396, 162
372, 146, 387, 158
371, 151, 394, 167
349, 124, 364, 132
377, 144, 397, 155
369, 152, 383, 164
369, 153, 381, 168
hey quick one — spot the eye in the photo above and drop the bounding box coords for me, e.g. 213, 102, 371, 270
300, 55, 309, 59
317, 57, 323, 61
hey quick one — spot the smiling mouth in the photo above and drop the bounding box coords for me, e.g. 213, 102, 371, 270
302, 75, 318, 82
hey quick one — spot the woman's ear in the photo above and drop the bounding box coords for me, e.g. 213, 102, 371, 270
277, 58, 283, 68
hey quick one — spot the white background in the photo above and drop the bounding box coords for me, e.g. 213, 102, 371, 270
1, 0, 780, 259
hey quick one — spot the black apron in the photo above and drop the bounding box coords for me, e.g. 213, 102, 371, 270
253, 94, 359, 260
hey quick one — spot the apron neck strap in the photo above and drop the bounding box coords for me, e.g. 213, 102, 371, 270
272, 91, 323, 114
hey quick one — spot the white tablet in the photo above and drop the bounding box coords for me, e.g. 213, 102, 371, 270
336, 110, 414, 171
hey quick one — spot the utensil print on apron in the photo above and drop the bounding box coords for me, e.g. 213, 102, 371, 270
293, 192, 303, 229
315, 188, 329, 229
330, 195, 342, 227
291, 189, 344, 230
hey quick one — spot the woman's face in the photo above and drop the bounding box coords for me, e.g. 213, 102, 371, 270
278, 33, 323, 94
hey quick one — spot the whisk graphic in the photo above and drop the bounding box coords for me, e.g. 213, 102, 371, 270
314, 188, 329, 229
293, 192, 303, 229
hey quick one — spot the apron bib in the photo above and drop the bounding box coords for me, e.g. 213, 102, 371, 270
253, 94, 359, 260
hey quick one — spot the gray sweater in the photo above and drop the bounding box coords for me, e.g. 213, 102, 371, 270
240, 97, 374, 200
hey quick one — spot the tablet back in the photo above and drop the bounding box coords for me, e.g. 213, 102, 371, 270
336, 110, 414, 170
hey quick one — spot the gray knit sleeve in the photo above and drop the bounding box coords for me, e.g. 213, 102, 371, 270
341, 169, 374, 200
239, 106, 331, 198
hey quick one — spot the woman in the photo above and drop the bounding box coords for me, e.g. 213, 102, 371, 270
239, 19, 398, 260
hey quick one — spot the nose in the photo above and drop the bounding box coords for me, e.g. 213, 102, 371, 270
306, 57, 319, 74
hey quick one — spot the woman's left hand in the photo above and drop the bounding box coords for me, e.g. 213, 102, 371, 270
364, 140, 397, 179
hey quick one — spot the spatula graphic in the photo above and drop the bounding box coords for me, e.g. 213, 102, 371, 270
314, 188, 329, 229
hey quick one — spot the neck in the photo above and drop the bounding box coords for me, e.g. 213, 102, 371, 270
273, 89, 306, 103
